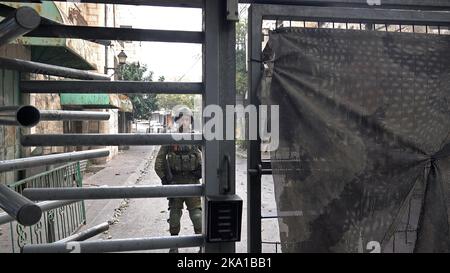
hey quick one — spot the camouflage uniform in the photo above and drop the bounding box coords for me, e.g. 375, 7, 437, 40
155, 144, 202, 235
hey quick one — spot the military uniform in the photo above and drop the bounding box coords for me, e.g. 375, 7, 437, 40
155, 144, 202, 236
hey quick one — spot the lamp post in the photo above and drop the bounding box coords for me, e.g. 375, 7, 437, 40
117, 50, 127, 66
105, 50, 128, 80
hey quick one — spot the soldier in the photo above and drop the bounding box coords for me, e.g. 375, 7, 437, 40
154, 106, 202, 253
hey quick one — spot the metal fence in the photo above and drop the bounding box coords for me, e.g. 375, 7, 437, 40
247, 2, 450, 253
259, 19, 448, 254
7, 162, 86, 253
1, 0, 239, 253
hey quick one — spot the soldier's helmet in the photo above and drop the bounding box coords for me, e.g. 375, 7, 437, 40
173, 106, 194, 123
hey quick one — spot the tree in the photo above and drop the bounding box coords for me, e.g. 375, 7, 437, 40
236, 20, 248, 97
155, 94, 195, 110
119, 62, 158, 119
155, 74, 197, 111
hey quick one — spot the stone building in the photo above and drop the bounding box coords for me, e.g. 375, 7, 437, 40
0, 1, 133, 185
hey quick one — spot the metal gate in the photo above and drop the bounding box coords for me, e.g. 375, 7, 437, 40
2, 0, 450, 254
0, 0, 241, 253
246, 0, 450, 253
7, 161, 86, 253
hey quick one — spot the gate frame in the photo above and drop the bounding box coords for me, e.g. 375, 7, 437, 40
1, 0, 238, 253
247, 2, 450, 253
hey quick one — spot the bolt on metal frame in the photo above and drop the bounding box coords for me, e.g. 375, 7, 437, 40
0, 0, 237, 253
247, 2, 450, 253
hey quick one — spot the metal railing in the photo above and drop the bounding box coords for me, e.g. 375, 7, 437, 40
5, 162, 86, 253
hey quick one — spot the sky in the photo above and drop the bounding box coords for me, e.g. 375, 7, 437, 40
116, 6, 203, 82
115, 5, 250, 82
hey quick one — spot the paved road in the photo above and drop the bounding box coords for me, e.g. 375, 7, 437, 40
82, 146, 280, 253
0, 146, 280, 253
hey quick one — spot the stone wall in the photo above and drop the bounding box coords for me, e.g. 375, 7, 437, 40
0, 44, 31, 185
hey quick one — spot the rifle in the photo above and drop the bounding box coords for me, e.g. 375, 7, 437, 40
161, 156, 173, 185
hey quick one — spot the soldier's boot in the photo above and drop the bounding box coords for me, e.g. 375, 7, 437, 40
188, 208, 202, 234
169, 245, 179, 253
188, 208, 202, 253
169, 208, 182, 253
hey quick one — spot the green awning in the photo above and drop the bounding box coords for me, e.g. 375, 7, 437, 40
60, 94, 133, 112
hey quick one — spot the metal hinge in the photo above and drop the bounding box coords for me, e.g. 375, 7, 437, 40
226, 0, 239, 21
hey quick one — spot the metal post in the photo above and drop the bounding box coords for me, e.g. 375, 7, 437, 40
21, 133, 203, 146
0, 184, 42, 226
23, 184, 204, 201
0, 149, 110, 172
22, 234, 205, 253
56, 222, 110, 243
39, 110, 110, 121
0, 57, 110, 80
0, 105, 40, 127
247, 4, 263, 253
239, 0, 450, 10
203, 0, 237, 253
0, 200, 76, 225
27, 25, 204, 43
20, 80, 203, 94
0, 6, 40, 46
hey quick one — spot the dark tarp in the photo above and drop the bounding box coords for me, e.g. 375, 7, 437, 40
261, 28, 450, 253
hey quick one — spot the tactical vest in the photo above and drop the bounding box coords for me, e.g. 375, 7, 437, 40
167, 145, 201, 173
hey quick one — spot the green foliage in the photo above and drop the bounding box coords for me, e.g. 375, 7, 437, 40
236, 139, 247, 151
236, 20, 248, 96
119, 62, 158, 119
154, 75, 197, 110
155, 94, 195, 110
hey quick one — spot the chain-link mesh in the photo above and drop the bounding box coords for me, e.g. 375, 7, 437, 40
259, 27, 450, 253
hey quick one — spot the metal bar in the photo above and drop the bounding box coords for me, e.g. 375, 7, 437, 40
0, 149, 110, 172
20, 81, 203, 94
0, 57, 110, 80
0, 200, 76, 225
7, 0, 450, 9
248, 168, 273, 175
40, 110, 110, 121
22, 234, 205, 253
56, 222, 110, 243
256, 5, 450, 26
0, 105, 40, 127
23, 184, 204, 201
26, 25, 204, 43
247, 4, 263, 253
0, 184, 42, 226
0, 4, 111, 46
21, 133, 203, 146
202, 0, 237, 253
0, 6, 40, 46
240, 0, 450, 10
5, 0, 204, 8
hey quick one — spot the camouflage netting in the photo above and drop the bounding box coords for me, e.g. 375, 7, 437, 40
260, 28, 450, 253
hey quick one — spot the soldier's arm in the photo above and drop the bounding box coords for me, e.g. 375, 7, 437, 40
154, 145, 169, 179
195, 146, 202, 166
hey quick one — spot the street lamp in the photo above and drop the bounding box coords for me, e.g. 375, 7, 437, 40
105, 50, 128, 79
117, 50, 128, 66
